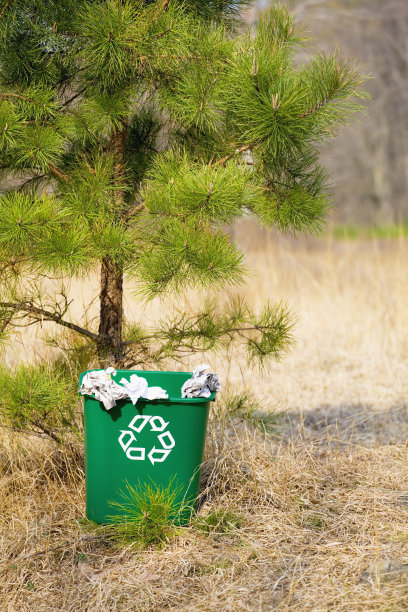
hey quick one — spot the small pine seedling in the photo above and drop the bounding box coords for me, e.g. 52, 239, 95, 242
107, 479, 186, 549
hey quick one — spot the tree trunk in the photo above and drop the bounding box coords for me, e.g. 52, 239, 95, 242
97, 256, 123, 364
97, 122, 127, 365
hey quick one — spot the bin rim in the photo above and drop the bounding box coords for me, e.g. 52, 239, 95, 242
79, 368, 217, 403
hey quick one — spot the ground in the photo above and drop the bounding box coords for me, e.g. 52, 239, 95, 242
1, 228, 408, 611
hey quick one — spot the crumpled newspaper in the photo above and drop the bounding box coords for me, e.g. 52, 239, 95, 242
120, 374, 168, 404
80, 367, 128, 410
181, 364, 220, 398
80, 368, 168, 410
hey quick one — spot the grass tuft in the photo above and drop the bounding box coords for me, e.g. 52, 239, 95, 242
194, 508, 243, 535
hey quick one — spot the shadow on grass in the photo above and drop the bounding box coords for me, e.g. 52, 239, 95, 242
285, 402, 408, 447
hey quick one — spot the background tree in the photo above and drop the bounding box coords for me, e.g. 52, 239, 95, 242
0, 0, 365, 369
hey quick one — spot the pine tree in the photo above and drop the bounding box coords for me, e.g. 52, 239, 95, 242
0, 0, 365, 368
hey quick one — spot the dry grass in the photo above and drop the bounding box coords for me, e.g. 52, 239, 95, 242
2, 229, 408, 611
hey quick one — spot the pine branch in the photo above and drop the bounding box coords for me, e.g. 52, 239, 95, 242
30, 418, 62, 444
159, 0, 170, 12
48, 163, 69, 183
0, 421, 62, 444
214, 144, 252, 166
0, 0, 12, 20
199, 75, 219, 112
0, 301, 98, 341
152, 0, 171, 22
122, 201, 146, 222
0, 92, 34, 103
121, 322, 277, 347
150, 20, 173, 40
299, 95, 333, 119
62, 87, 87, 107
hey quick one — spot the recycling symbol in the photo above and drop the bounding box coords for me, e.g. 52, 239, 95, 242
118, 414, 175, 465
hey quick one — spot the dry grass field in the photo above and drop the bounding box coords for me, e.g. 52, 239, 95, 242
2, 227, 408, 611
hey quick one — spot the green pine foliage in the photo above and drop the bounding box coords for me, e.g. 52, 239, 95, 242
120, 296, 295, 369
0, 0, 366, 369
218, 390, 283, 434
107, 479, 185, 547
0, 363, 77, 443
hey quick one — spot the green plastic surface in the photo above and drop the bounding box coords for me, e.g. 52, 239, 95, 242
80, 370, 214, 524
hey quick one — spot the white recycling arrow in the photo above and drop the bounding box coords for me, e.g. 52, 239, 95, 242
118, 430, 136, 452
149, 415, 169, 432
126, 446, 145, 460
148, 447, 171, 465
128, 414, 151, 433
119, 416, 176, 464
157, 431, 175, 449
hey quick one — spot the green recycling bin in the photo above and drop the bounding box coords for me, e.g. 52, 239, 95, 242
79, 369, 215, 524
